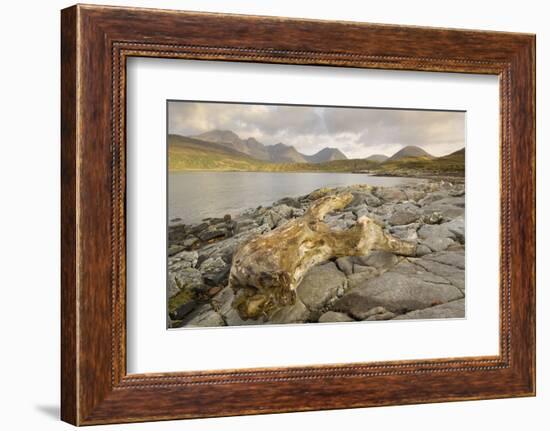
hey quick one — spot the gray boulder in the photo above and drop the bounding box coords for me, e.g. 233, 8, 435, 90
271, 204, 295, 219
269, 299, 310, 324
198, 227, 226, 242
168, 245, 184, 257
421, 202, 464, 221
275, 196, 302, 208
325, 214, 355, 231
421, 236, 455, 252
388, 210, 419, 226
168, 250, 198, 270
415, 244, 432, 256
389, 223, 419, 242
365, 193, 382, 207
335, 256, 354, 276
170, 299, 198, 321
183, 236, 199, 248
199, 256, 230, 286
234, 218, 258, 234
349, 191, 382, 208
418, 224, 455, 240
297, 262, 347, 310
355, 250, 400, 271
404, 188, 427, 202
167, 276, 180, 299
259, 209, 283, 229
443, 216, 465, 244
435, 197, 465, 208
169, 267, 203, 294
418, 191, 450, 206
211, 286, 235, 316
199, 224, 270, 261
418, 224, 456, 252
374, 187, 407, 202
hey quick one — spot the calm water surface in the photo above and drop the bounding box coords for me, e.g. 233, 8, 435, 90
169, 172, 424, 225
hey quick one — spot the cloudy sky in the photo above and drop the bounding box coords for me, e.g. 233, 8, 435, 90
168, 101, 465, 158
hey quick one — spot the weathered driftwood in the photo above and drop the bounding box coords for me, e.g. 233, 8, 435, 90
229, 192, 416, 320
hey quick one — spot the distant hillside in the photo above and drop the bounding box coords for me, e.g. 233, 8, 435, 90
387, 146, 434, 161
305, 147, 347, 163
169, 135, 274, 171
445, 148, 465, 158
191, 129, 348, 164
266, 143, 308, 163
374, 147, 464, 176
365, 154, 389, 163
274, 158, 378, 173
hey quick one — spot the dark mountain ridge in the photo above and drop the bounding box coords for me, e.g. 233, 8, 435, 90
192, 129, 348, 164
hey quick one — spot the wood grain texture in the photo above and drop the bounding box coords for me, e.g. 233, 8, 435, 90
60, 4, 536, 425
60, 5, 78, 425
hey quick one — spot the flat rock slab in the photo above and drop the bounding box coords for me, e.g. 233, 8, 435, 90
347, 268, 379, 290
335, 271, 463, 316
423, 250, 465, 270
412, 254, 465, 291
393, 299, 465, 320
421, 236, 455, 252
392, 260, 451, 284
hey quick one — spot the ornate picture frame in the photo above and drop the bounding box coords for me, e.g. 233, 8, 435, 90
61, 4, 535, 425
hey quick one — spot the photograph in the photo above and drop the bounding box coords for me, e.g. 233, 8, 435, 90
167, 101, 466, 328
49, 2, 537, 426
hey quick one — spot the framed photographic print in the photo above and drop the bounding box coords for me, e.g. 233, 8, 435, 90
61, 4, 536, 425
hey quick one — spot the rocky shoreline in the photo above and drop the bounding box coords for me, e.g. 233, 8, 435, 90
167, 180, 465, 328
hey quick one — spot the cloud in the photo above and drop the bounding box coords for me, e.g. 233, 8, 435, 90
168, 101, 465, 158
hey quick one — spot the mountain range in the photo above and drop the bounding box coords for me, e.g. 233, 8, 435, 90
168, 129, 464, 176
194, 129, 347, 164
